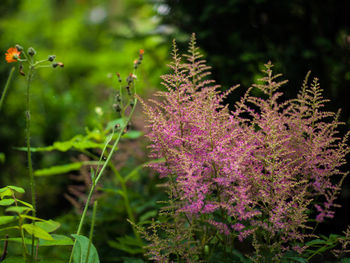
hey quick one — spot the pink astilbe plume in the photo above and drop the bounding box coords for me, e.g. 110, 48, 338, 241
139, 34, 350, 261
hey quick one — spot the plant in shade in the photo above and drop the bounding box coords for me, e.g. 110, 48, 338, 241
138, 34, 350, 262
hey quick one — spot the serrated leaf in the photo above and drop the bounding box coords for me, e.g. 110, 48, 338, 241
36, 219, 61, 233
71, 234, 100, 263
6, 206, 32, 214
23, 224, 54, 240
0, 216, 17, 225
0, 199, 15, 206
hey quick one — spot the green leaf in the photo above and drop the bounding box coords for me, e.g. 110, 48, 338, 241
15, 134, 106, 153
7, 185, 25, 194
36, 219, 61, 233
0, 199, 15, 206
39, 234, 73, 246
35, 162, 83, 176
139, 210, 157, 222
306, 238, 327, 246
282, 256, 307, 263
20, 215, 45, 222
122, 130, 143, 139
0, 152, 5, 163
6, 206, 33, 214
108, 235, 144, 255
231, 249, 251, 263
6, 234, 72, 247
6, 237, 32, 245
22, 224, 54, 240
123, 258, 145, 263
124, 158, 165, 182
105, 118, 124, 132
71, 234, 100, 263
1, 256, 25, 263
0, 188, 12, 199
17, 199, 33, 209
0, 226, 19, 232
0, 186, 25, 199
1, 256, 64, 263
0, 215, 17, 225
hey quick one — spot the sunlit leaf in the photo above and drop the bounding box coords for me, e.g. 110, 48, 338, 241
6, 206, 33, 214
39, 234, 73, 246
0, 199, 15, 206
35, 162, 83, 176
36, 219, 61, 233
0, 216, 17, 225
22, 224, 54, 240
122, 130, 143, 139
7, 185, 25, 194
71, 234, 100, 263
17, 199, 33, 209
20, 215, 45, 222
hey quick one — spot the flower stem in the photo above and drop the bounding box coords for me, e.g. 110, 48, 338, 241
68, 99, 138, 263
0, 66, 15, 112
85, 201, 98, 262
25, 65, 37, 262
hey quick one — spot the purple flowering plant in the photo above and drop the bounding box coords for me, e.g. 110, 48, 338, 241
137, 34, 350, 262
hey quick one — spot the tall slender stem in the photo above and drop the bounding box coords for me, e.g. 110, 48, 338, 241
68, 99, 138, 263
0, 67, 15, 112
25, 65, 37, 262
85, 201, 98, 262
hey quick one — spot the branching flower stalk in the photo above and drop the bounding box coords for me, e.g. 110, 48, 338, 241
4, 45, 63, 262
68, 50, 144, 263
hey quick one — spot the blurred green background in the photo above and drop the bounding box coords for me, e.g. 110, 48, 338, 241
1, 0, 350, 262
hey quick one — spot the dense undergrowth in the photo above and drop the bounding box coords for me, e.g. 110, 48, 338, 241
1, 34, 350, 263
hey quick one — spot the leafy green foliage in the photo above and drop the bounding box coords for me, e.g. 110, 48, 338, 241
71, 234, 100, 263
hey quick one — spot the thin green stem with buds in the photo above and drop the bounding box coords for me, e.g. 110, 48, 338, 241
25, 64, 37, 263
68, 98, 138, 263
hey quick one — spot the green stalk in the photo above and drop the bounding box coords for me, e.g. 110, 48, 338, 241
85, 201, 98, 263
12, 193, 28, 261
0, 66, 15, 112
68, 99, 138, 263
25, 65, 37, 262
108, 163, 141, 242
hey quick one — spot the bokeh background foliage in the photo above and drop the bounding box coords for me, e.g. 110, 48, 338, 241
1, 0, 350, 262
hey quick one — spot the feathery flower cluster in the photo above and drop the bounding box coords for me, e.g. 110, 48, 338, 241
140, 34, 349, 260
